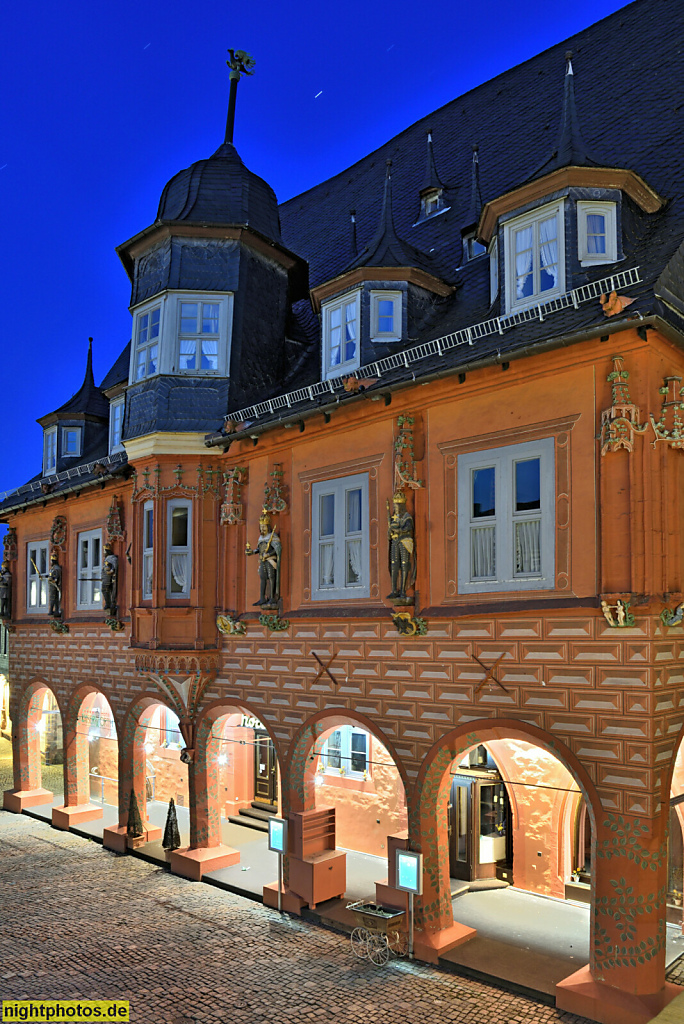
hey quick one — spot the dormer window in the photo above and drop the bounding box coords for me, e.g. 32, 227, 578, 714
322, 291, 360, 379
135, 306, 161, 380
61, 427, 82, 458
503, 200, 565, 314
464, 233, 487, 260
109, 396, 124, 454
43, 427, 57, 476
421, 188, 444, 219
371, 291, 402, 343
577, 201, 617, 266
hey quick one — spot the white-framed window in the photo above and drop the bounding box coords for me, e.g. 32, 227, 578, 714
134, 305, 161, 380
489, 237, 499, 302
503, 201, 565, 314
77, 529, 103, 610
27, 542, 49, 612
370, 291, 402, 343
178, 300, 220, 372
109, 397, 125, 454
311, 473, 369, 601
421, 188, 443, 219
142, 501, 154, 600
61, 427, 82, 458
321, 726, 370, 778
322, 291, 360, 379
577, 201, 617, 266
43, 427, 57, 476
167, 500, 192, 598
458, 438, 555, 594
464, 233, 487, 260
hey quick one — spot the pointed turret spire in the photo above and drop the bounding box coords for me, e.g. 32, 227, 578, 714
421, 131, 443, 193
464, 144, 483, 230
345, 160, 435, 274
529, 52, 600, 179
82, 336, 95, 391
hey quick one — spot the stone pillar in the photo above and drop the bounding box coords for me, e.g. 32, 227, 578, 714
52, 704, 103, 830
103, 712, 161, 853
3, 687, 54, 812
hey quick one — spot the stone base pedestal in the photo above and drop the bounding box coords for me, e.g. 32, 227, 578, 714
52, 803, 103, 830
413, 921, 476, 964
3, 788, 53, 813
556, 966, 684, 1024
102, 823, 162, 854
169, 845, 240, 882
263, 882, 306, 915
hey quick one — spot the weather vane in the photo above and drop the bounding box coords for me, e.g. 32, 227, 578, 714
225, 49, 255, 145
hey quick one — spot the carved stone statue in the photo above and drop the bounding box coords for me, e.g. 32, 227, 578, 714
246, 509, 281, 607
48, 552, 62, 618
387, 490, 416, 601
101, 543, 119, 617
0, 561, 12, 619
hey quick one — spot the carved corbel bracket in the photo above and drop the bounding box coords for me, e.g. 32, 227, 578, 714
49, 618, 69, 634
600, 355, 647, 455
600, 598, 635, 628
220, 467, 247, 525
216, 613, 247, 636
259, 613, 290, 632
392, 612, 428, 636
649, 376, 684, 449
661, 603, 684, 628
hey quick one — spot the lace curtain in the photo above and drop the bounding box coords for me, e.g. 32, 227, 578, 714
515, 226, 533, 298
171, 554, 188, 591
471, 527, 495, 579
319, 543, 334, 587
346, 539, 362, 584
539, 216, 559, 289
515, 520, 541, 573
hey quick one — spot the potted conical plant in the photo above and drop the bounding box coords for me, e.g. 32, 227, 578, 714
162, 797, 181, 859
126, 788, 146, 849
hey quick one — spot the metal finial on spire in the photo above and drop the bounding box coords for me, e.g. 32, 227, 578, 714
421, 129, 443, 193
464, 143, 482, 229
224, 49, 256, 145
565, 49, 574, 74
526, 53, 599, 180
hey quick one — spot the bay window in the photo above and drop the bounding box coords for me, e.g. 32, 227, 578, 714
167, 500, 191, 598
142, 501, 154, 600
458, 438, 555, 593
134, 306, 161, 380
109, 397, 125, 454
178, 301, 220, 372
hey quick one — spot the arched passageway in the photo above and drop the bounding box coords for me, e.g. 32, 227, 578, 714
3, 681, 63, 813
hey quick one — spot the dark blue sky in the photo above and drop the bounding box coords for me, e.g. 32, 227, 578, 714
1, 0, 629, 496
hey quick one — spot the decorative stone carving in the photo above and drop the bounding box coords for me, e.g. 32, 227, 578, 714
387, 491, 416, 603
661, 603, 684, 628
601, 598, 636, 628
216, 613, 247, 636
0, 562, 12, 619
649, 376, 684, 449
3, 528, 17, 563
600, 355, 647, 455
392, 611, 427, 636
143, 669, 216, 766
246, 509, 281, 608
220, 467, 246, 525
394, 413, 423, 491
50, 515, 67, 551
263, 463, 288, 514
259, 613, 289, 632
106, 496, 125, 541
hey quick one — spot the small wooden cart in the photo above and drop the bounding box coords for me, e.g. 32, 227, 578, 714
347, 900, 408, 966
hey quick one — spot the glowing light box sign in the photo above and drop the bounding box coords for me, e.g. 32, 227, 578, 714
268, 816, 288, 855
395, 850, 423, 895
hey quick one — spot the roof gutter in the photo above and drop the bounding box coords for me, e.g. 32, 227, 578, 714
205, 311, 683, 451
0, 465, 130, 520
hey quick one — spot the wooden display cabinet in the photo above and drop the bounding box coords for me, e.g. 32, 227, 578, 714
288, 806, 346, 908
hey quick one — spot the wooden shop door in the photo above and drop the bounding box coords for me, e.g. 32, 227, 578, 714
448, 777, 472, 880
254, 731, 278, 806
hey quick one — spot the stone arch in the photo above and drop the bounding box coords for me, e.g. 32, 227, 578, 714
12, 678, 64, 796
62, 683, 120, 809
413, 719, 602, 950
118, 692, 178, 826
192, 697, 286, 849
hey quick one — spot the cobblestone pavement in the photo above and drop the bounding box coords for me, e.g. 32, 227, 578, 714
0, 812, 600, 1024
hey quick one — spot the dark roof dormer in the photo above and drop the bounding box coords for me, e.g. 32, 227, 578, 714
37, 339, 108, 426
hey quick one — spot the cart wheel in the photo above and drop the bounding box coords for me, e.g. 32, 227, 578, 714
351, 927, 371, 958
387, 928, 409, 956
368, 933, 390, 966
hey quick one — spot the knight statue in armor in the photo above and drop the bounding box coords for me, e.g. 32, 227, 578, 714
246, 509, 281, 607
101, 543, 119, 617
0, 561, 12, 619
387, 490, 416, 601
48, 552, 62, 618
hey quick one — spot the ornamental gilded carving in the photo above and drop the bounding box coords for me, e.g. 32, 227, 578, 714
600, 355, 647, 455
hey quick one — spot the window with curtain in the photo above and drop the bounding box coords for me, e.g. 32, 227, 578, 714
43, 427, 57, 476
109, 397, 125, 454
134, 306, 161, 380
504, 201, 564, 313
320, 726, 370, 778
322, 291, 360, 379
178, 301, 220, 372
27, 542, 49, 612
458, 438, 555, 594
311, 473, 369, 601
167, 500, 192, 598
77, 529, 103, 609
142, 501, 154, 600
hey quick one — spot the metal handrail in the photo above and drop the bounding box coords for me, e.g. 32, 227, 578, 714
88, 770, 156, 806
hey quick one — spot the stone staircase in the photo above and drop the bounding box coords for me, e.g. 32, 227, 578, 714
227, 801, 277, 833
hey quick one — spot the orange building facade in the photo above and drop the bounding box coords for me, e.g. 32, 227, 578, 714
3, 6, 684, 1023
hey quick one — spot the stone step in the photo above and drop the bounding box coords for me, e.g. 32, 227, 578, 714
227, 813, 269, 833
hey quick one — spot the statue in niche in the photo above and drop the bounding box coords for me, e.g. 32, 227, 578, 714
101, 543, 119, 617
246, 509, 281, 608
0, 561, 12, 619
387, 490, 416, 602
48, 552, 62, 618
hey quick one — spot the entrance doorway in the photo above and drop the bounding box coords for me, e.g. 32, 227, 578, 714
254, 730, 278, 806
448, 746, 512, 882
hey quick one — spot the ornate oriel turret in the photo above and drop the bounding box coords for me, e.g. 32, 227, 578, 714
116, 51, 308, 441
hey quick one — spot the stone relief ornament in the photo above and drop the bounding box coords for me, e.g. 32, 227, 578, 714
601, 598, 636, 628
649, 376, 684, 449
387, 490, 416, 604
259, 613, 290, 632
0, 561, 12, 619
50, 515, 67, 551
661, 603, 684, 628
3, 528, 17, 563
263, 463, 288, 514
246, 509, 281, 609
220, 467, 246, 525
392, 611, 427, 636
600, 355, 647, 455
106, 496, 125, 541
394, 414, 423, 491
216, 613, 247, 636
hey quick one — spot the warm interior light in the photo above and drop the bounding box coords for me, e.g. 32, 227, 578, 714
217, 754, 227, 765
144, 742, 155, 753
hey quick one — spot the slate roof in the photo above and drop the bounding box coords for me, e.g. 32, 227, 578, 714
156, 141, 282, 243
100, 341, 131, 392
37, 340, 109, 425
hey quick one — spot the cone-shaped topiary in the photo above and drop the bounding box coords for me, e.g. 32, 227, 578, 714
126, 787, 144, 838
162, 797, 181, 851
